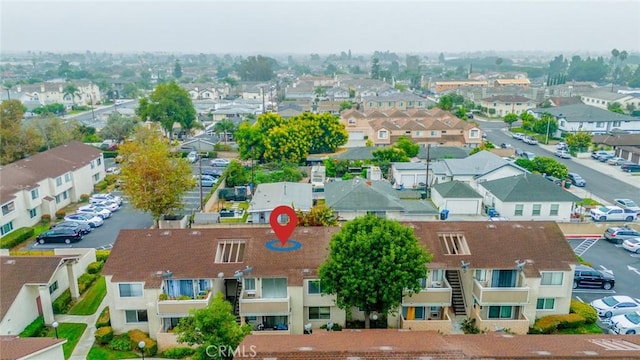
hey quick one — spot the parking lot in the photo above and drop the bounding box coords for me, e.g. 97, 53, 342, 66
179, 158, 226, 215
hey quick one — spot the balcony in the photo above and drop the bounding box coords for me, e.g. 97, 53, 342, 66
157, 291, 212, 316
472, 306, 530, 335
240, 296, 290, 316
472, 279, 529, 305
402, 280, 452, 306
400, 308, 453, 333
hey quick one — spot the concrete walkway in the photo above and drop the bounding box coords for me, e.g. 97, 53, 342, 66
55, 294, 110, 360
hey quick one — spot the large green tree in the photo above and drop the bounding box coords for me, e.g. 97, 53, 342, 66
118, 125, 195, 226
62, 83, 80, 107
175, 293, 251, 360
136, 81, 196, 137
298, 113, 348, 154
26, 116, 76, 150
319, 215, 431, 328
214, 119, 236, 144
503, 113, 518, 129
565, 131, 592, 152
99, 113, 140, 143
0, 100, 43, 164
235, 55, 276, 81
395, 136, 419, 157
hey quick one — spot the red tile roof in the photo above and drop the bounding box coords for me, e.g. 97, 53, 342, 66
0, 335, 65, 359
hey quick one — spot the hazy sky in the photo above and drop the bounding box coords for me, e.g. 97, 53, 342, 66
2, 0, 639, 54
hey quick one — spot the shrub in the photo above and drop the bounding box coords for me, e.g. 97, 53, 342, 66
87, 261, 104, 274
570, 300, 598, 324
0, 227, 35, 249
95, 326, 114, 344
128, 329, 158, 356
104, 174, 118, 185
319, 323, 343, 331
206, 150, 218, 158
96, 306, 111, 328
78, 273, 98, 294
41, 214, 52, 222
109, 334, 132, 351
95, 250, 110, 263
531, 313, 586, 334
461, 317, 482, 334
19, 316, 45, 337
94, 180, 108, 191
102, 151, 119, 158
52, 289, 73, 314
80, 194, 90, 203
214, 143, 232, 151
55, 210, 66, 220
161, 347, 196, 359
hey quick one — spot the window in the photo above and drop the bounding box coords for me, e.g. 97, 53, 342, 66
369, 102, 374, 108
1, 222, 14, 235
97, 158, 102, 166
613, 121, 621, 127
125, 310, 148, 323
262, 278, 287, 298
29, 208, 37, 218
55, 195, 61, 204
470, 129, 479, 138
488, 306, 513, 319
541, 272, 563, 285
31, 188, 39, 200
596, 122, 605, 128
308, 280, 321, 294
93, 173, 100, 181
430, 130, 437, 136
215, 240, 246, 263
56, 177, 62, 186
415, 131, 422, 136
550, 204, 559, 216
1, 202, 15, 216
402, 306, 426, 320
438, 233, 470, 255
244, 278, 256, 291
474, 269, 487, 282
378, 130, 388, 139
492, 270, 517, 287
64, 173, 71, 182
62, 191, 68, 200
348, 119, 356, 125
532, 204, 541, 216
49, 281, 58, 294
514, 204, 524, 216
309, 306, 330, 320
118, 283, 143, 297
536, 298, 555, 310
90, 161, 95, 169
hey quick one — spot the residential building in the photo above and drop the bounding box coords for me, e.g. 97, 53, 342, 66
247, 182, 312, 224
431, 180, 483, 215
478, 174, 582, 221
0, 249, 96, 335
580, 90, 640, 111
432, 80, 488, 94
529, 104, 640, 135
340, 108, 482, 148
0, 336, 66, 360
9, 81, 101, 108
591, 134, 640, 164
361, 93, 433, 111
103, 220, 577, 351
494, 78, 531, 89
182, 83, 228, 100
479, 95, 536, 116
0, 142, 105, 237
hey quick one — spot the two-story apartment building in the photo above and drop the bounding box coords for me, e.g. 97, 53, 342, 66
480, 95, 536, 116
580, 90, 640, 111
103, 221, 576, 350
361, 93, 433, 111
494, 78, 531, 89
341, 108, 482, 148
0, 142, 105, 237
433, 80, 488, 94
529, 104, 640, 135
11, 81, 101, 107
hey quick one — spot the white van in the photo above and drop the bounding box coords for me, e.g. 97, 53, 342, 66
522, 151, 536, 160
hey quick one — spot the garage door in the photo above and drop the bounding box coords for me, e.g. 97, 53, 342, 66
400, 174, 415, 188
349, 131, 364, 140
445, 199, 480, 215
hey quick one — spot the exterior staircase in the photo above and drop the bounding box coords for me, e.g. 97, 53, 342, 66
445, 270, 467, 316
234, 280, 242, 324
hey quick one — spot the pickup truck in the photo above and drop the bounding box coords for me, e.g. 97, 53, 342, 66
590, 206, 638, 222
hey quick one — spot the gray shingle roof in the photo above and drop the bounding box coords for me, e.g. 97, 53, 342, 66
531, 104, 636, 122
248, 182, 312, 212
417, 146, 470, 160
442, 150, 516, 176
479, 174, 582, 202
432, 180, 482, 198
325, 179, 404, 211
334, 147, 376, 160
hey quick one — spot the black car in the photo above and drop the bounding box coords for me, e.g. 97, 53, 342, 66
574, 265, 615, 290
36, 228, 83, 244
621, 163, 640, 173
51, 221, 92, 235
567, 172, 586, 187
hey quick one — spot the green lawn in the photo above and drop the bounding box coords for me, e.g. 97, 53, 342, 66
45, 322, 87, 359
69, 276, 106, 315
88, 346, 140, 360
558, 323, 603, 334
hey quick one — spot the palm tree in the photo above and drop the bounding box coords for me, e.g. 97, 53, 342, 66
214, 119, 236, 144
619, 50, 628, 64
63, 83, 80, 108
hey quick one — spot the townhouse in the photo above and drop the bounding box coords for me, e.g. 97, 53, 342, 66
529, 103, 640, 135
580, 89, 640, 111
479, 95, 536, 116
10, 81, 101, 107
0, 336, 66, 360
103, 221, 576, 350
433, 80, 488, 94
340, 108, 482, 148
0, 141, 105, 237
361, 93, 433, 111
494, 78, 531, 89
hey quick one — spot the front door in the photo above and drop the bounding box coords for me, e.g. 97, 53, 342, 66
36, 296, 43, 316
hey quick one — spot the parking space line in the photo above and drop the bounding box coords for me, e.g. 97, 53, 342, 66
575, 296, 584, 303
572, 289, 616, 294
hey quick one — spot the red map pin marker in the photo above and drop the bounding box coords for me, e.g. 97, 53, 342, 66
269, 205, 297, 246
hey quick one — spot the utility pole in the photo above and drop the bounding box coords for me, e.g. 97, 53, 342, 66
261, 86, 266, 114
425, 144, 431, 198
90, 95, 96, 123
198, 140, 203, 211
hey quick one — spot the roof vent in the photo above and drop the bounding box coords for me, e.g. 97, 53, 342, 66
298, 347, 313, 351
581, 351, 599, 356
379, 346, 393, 351
161, 231, 171, 236
533, 351, 551, 355
190, 231, 201, 236
5, 259, 16, 265
487, 224, 496, 229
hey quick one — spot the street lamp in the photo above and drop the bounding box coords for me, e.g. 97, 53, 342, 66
138, 340, 146, 360
52, 321, 59, 339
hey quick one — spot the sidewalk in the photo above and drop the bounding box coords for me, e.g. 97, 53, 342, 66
55, 294, 110, 360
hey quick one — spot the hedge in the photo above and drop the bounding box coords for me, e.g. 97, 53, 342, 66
570, 300, 598, 324
0, 227, 35, 249
19, 316, 45, 337
96, 306, 111, 328
128, 329, 158, 356
531, 313, 586, 334
102, 151, 119, 158
95, 326, 114, 345
87, 261, 104, 275
161, 347, 196, 359
53, 289, 73, 314
109, 334, 132, 351
55, 210, 66, 220
96, 250, 110, 263
78, 273, 99, 294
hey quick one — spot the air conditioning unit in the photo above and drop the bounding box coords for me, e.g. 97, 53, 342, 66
432, 281, 442, 288
245, 290, 256, 298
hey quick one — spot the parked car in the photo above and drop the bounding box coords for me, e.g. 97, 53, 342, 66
591, 206, 637, 222
523, 136, 538, 145
590, 296, 640, 318
592, 150, 614, 160
614, 199, 640, 213
598, 154, 616, 162
201, 168, 223, 178
91, 200, 120, 212
512, 133, 524, 140
607, 157, 627, 165
543, 174, 562, 186
77, 206, 111, 219
51, 221, 91, 235
193, 174, 217, 187
106, 166, 121, 175
609, 311, 640, 335
556, 142, 568, 150
210, 158, 230, 167
621, 163, 640, 173
90, 193, 123, 206
567, 172, 586, 187
521, 151, 536, 160
573, 265, 615, 290
515, 148, 525, 157
622, 238, 640, 254
36, 228, 83, 244
64, 213, 104, 228
187, 151, 199, 163
500, 143, 513, 149
603, 226, 640, 244
554, 150, 570, 159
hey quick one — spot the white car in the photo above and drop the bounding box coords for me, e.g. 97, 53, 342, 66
512, 133, 524, 140
590, 296, 640, 318
622, 238, 640, 254
77, 207, 111, 219
609, 311, 640, 335
187, 151, 198, 163
554, 150, 570, 159
210, 158, 230, 167
106, 166, 121, 175
92, 200, 120, 212
64, 213, 104, 228
614, 199, 640, 213
91, 193, 123, 206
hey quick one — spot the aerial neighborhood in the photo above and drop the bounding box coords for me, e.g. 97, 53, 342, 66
2, 23, 640, 360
